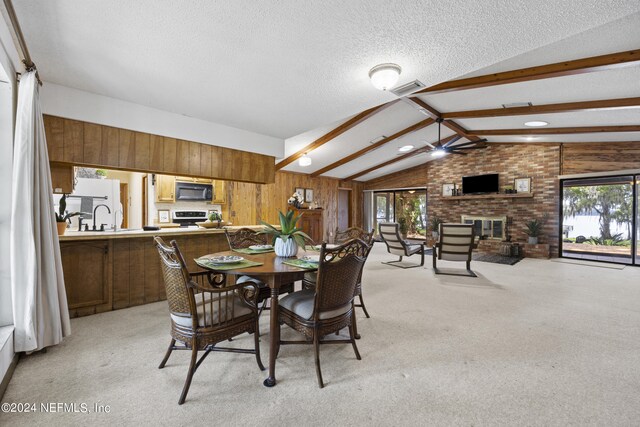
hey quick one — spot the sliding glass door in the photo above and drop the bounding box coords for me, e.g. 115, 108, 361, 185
561, 175, 636, 264
372, 189, 427, 239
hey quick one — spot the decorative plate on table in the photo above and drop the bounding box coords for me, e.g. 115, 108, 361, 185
301, 255, 321, 264
206, 255, 244, 264
249, 244, 273, 250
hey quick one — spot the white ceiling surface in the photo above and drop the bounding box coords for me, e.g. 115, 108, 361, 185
488, 132, 640, 144
456, 109, 640, 131
15, 0, 640, 140
461, 11, 640, 78
422, 66, 640, 113
284, 101, 425, 174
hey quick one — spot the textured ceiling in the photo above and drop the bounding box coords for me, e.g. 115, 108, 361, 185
281, 10, 640, 180
14, 0, 640, 140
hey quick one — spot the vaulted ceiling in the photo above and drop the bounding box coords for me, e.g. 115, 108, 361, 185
11, 1, 640, 181
282, 11, 640, 181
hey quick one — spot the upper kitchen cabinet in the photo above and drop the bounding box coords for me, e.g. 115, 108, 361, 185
212, 180, 226, 204
51, 163, 75, 194
155, 175, 175, 203
43, 115, 276, 184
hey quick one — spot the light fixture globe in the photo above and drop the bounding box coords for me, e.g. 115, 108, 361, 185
298, 154, 312, 167
369, 63, 401, 91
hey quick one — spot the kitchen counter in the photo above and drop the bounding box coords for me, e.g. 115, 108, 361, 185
58, 225, 266, 241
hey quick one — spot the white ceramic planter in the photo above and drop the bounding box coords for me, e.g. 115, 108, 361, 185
274, 237, 298, 257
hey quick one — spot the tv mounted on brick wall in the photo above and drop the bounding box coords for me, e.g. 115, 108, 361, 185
462, 173, 499, 194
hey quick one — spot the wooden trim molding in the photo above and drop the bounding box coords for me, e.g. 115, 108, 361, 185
441, 97, 640, 119
309, 118, 435, 177
416, 48, 640, 94
471, 126, 640, 136
275, 101, 397, 170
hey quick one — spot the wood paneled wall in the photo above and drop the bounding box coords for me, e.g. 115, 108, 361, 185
561, 142, 640, 175
221, 171, 364, 241
44, 115, 275, 184
364, 164, 429, 190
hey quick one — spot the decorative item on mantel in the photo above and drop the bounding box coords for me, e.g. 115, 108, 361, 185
55, 194, 81, 235
259, 210, 311, 257
288, 192, 303, 209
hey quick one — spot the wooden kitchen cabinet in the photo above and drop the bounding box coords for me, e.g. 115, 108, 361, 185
60, 240, 112, 317
212, 180, 226, 204
176, 176, 212, 184
51, 163, 75, 194
155, 174, 175, 203
43, 114, 276, 184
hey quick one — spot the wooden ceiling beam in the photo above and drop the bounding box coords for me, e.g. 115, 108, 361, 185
275, 100, 397, 170
441, 97, 640, 119
405, 97, 483, 142
309, 118, 435, 177
471, 125, 640, 136
415, 49, 640, 94
344, 134, 459, 181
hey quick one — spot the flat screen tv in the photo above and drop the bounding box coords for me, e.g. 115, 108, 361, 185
462, 173, 499, 194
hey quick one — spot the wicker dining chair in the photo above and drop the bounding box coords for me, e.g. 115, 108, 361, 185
302, 227, 374, 338
155, 237, 264, 405
278, 239, 372, 388
224, 228, 295, 309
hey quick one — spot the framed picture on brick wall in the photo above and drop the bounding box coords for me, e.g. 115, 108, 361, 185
514, 177, 531, 193
442, 183, 455, 197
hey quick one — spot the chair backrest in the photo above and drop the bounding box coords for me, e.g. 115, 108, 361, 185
334, 227, 374, 245
314, 239, 372, 320
155, 236, 196, 321
436, 223, 475, 262
155, 237, 252, 331
225, 227, 267, 249
378, 222, 408, 256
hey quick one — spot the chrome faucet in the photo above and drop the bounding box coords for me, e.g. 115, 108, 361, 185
93, 204, 111, 231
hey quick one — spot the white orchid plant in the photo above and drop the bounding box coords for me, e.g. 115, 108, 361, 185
288, 192, 303, 206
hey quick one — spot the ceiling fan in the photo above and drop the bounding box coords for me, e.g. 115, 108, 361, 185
424, 118, 488, 156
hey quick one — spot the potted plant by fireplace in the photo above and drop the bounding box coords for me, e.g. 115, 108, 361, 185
55, 194, 81, 236
524, 216, 546, 244
430, 216, 443, 239
259, 210, 311, 257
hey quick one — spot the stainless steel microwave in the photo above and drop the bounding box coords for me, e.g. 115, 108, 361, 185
175, 182, 213, 201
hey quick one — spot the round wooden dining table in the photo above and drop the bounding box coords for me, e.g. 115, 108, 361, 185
197, 250, 316, 387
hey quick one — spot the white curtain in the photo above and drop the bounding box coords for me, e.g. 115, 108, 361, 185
10, 71, 70, 352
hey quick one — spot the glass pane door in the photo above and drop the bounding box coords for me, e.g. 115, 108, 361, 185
562, 176, 634, 264
394, 190, 427, 239
636, 175, 639, 265
373, 192, 393, 237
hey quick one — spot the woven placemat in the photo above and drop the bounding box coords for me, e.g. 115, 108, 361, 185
281, 259, 319, 270
232, 247, 274, 254
195, 258, 263, 271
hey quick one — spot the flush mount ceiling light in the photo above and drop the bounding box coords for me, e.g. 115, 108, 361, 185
368, 63, 402, 91
524, 120, 549, 127
398, 145, 414, 152
298, 153, 312, 167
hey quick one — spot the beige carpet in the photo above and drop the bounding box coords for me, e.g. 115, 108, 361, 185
2, 243, 640, 426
